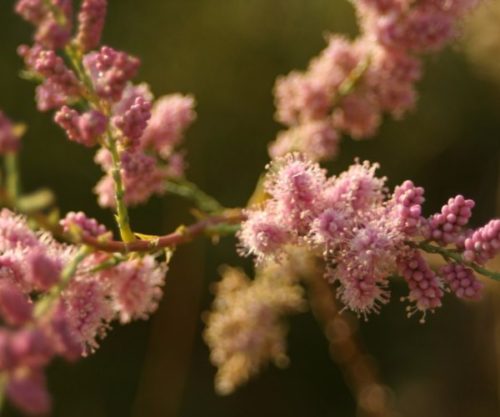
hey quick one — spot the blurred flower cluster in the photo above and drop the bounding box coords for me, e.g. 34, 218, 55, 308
271, 0, 481, 161
204, 262, 306, 395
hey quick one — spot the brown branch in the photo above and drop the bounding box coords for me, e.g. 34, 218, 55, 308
79, 209, 244, 253
302, 263, 397, 417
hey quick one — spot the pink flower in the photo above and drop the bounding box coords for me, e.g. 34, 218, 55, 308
76, 0, 108, 52
19, 46, 80, 103
141, 94, 196, 158
439, 263, 483, 300
113, 96, 152, 147
463, 219, 500, 263
269, 120, 339, 162
54, 106, 106, 147
0, 209, 40, 252
390, 180, 425, 236
324, 160, 385, 211
78, 110, 107, 145
238, 206, 292, 262
336, 271, 389, 315
83, 46, 140, 101
427, 195, 475, 245
105, 256, 167, 323
398, 251, 444, 317
61, 278, 113, 352
264, 154, 327, 232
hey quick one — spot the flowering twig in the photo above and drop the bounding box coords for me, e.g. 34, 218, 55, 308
39, 1, 135, 242
416, 241, 500, 282
107, 134, 135, 242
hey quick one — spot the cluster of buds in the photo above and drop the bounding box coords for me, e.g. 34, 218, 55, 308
239, 154, 487, 319
15, 0, 197, 209
0, 209, 167, 414
270, 0, 481, 161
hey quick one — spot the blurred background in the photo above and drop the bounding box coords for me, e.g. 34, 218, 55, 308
1, 0, 500, 416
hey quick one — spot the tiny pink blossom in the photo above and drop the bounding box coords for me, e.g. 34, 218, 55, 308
62, 279, 113, 353
427, 195, 475, 245
398, 251, 444, 317
390, 180, 425, 235
238, 206, 292, 262
463, 219, 500, 263
78, 110, 107, 145
113, 96, 152, 147
141, 94, 196, 158
439, 263, 483, 300
0, 209, 40, 252
264, 154, 327, 232
83, 46, 140, 101
106, 256, 166, 323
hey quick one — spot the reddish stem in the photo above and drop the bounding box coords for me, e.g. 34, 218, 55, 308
80, 210, 244, 253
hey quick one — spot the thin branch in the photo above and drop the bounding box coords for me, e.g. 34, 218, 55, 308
79, 210, 244, 253
415, 241, 500, 281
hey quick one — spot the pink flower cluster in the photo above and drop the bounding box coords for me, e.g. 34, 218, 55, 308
15, 0, 197, 208
239, 154, 491, 318
270, 0, 481, 161
15, 0, 73, 50
0, 209, 167, 415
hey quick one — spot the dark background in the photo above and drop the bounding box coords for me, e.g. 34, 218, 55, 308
1, 1, 500, 416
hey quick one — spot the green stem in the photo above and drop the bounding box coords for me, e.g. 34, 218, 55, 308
65, 33, 134, 243
86, 254, 126, 274
34, 245, 93, 318
416, 241, 500, 282
337, 55, 371, 98
107, 136, 135, 243
4, 152, 20, 205
165, 178, 224, 214
42, 0, 67, 26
